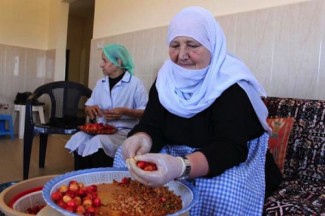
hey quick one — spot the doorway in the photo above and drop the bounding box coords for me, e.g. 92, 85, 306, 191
66, 0, 95, 86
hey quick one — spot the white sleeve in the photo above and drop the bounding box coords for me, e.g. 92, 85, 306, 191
134, 80, 148, 110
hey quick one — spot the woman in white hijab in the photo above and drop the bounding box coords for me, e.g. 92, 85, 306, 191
113, 6, 282, 215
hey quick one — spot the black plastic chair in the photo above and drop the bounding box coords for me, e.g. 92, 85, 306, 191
23, 81, 92, 179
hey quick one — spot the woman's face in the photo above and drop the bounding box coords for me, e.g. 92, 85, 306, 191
100, 53, 119, 77
169, 36, 211, 70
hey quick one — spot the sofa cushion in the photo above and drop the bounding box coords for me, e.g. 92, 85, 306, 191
264, 97, 325, 183
263, 179, 325, 215
267, 117, 294, 173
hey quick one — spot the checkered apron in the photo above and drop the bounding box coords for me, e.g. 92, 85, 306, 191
113, 133, 268, 216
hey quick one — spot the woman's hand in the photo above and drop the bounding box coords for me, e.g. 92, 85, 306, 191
122, 133, 152, 159
102, 107, 125, 121
126, 153, 183, 187
85, 105, 102, 120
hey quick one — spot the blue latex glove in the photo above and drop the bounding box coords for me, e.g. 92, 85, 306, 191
121, 133, 152, 159
126, 153, 184, 187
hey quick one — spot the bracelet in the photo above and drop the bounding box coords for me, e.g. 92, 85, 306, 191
176, 156, 191, 180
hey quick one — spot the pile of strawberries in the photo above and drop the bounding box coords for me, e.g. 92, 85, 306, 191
50, 180, 101, 215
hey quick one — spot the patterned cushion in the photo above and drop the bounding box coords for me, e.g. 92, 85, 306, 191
267, 118, 294, 173
263, 179, 325, 215
263, 97, 325, 215
264, 97, 325, 182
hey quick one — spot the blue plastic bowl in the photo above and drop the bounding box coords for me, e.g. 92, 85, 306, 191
43, 167, 199, 216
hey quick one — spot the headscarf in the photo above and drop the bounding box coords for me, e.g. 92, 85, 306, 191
103, 43, 134, 74
155, 6, 270, 132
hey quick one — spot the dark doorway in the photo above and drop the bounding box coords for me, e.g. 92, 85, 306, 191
65, 49, 70, 81
66, 0, 95, 86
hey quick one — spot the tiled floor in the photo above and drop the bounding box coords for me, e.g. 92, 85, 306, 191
0, 134, 74, 184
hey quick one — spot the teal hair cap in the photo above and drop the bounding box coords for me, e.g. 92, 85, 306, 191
102, 43, 134, 74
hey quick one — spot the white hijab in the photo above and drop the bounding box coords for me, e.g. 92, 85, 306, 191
156, 6, 270, 132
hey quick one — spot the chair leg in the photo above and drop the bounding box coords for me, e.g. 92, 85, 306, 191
8, 117, 14, 139
39, 134, 48, 168
23, 133, 34, 180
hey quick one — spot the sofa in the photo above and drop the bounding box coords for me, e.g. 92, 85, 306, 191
263, 97, 325, 215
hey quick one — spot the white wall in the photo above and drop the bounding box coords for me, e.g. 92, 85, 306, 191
93, 0, 310, 38
0, 0, 69, 81
0, 0, 50, 49
89, 0, 325, 100
0, 0, 310, 83
48, 0, 69, 81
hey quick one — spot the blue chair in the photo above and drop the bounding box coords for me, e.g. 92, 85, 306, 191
0, 114, 14, 139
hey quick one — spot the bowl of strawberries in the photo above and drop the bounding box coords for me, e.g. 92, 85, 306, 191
43, 168, 198, 216
0, 175, 56, 216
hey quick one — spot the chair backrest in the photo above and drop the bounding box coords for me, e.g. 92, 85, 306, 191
31, 81, 92, 124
